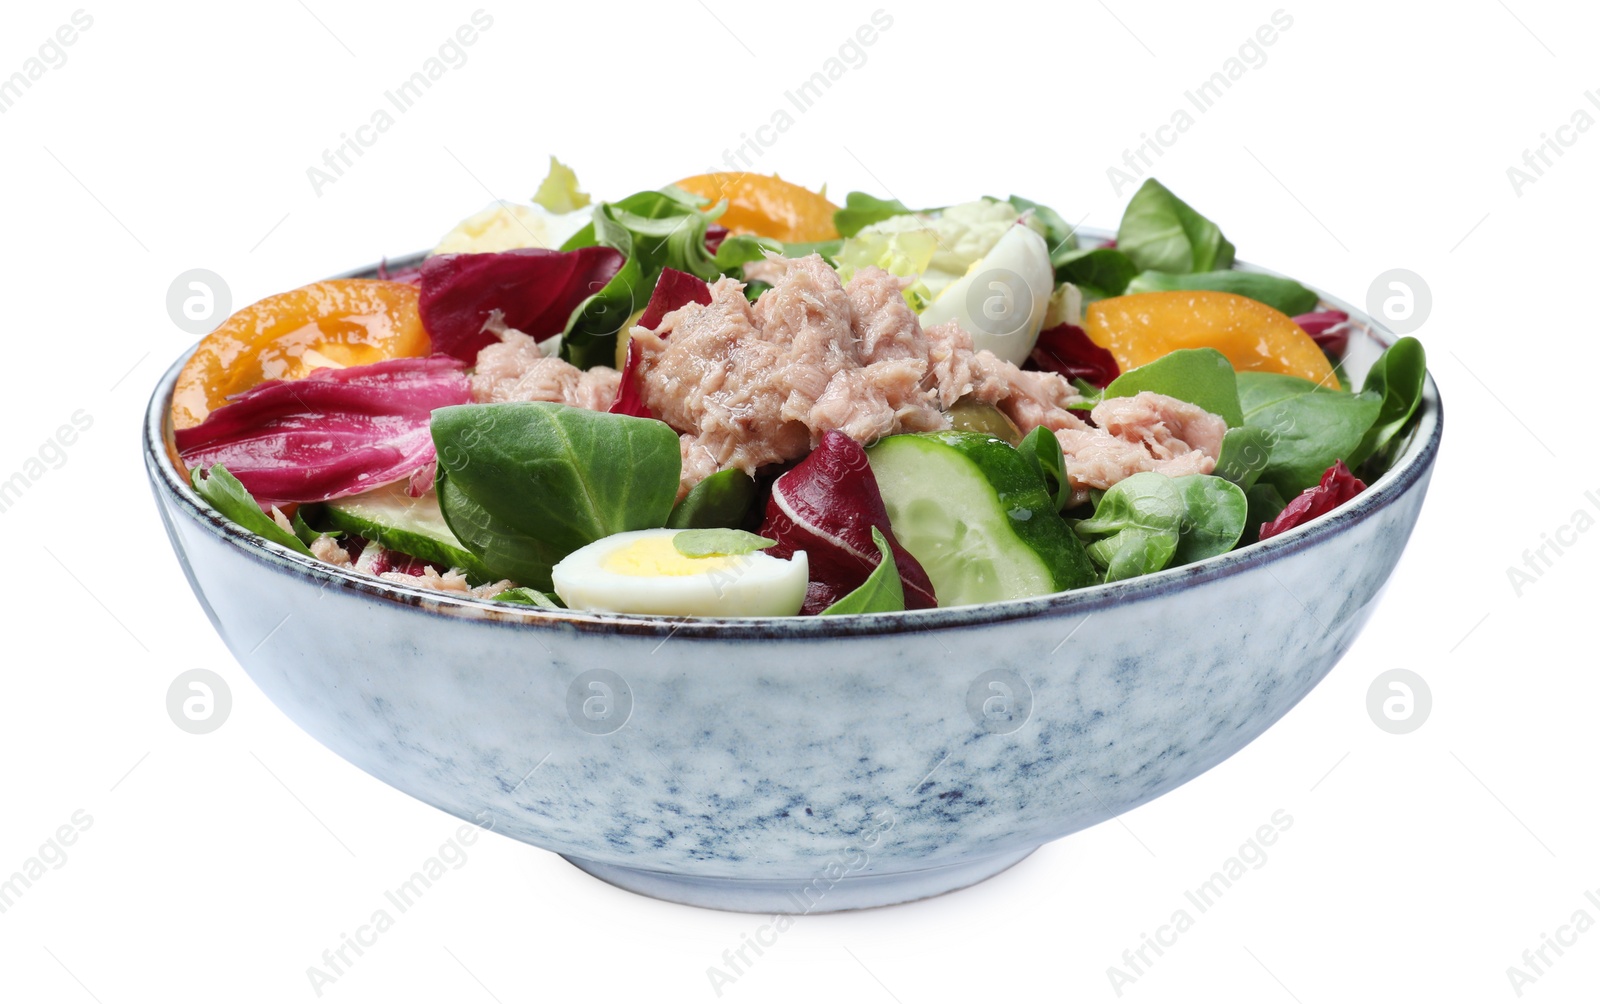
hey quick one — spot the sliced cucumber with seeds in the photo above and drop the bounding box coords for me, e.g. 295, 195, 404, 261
324, 481, 494, 583
867, 431, 1098, 606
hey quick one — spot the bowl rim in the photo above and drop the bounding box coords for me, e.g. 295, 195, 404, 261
145, 237, 1442, 640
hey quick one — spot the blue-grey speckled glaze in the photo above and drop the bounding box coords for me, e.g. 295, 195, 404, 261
145, 252, 1441, 911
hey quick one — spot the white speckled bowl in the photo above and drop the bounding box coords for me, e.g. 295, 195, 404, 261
145, 249, 1440, 912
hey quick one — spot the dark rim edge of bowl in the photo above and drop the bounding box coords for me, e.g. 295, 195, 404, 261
144, 243, 1443, 641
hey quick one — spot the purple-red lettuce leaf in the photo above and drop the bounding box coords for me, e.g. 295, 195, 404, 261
1292, 310, 1351, 355
637, 267, 713, 330
376, 258, 424, 285
817, 527, 905, 615
419, 246, 624, 363
1258, 460, 1366, 540
1029, 323, 1120, 388
175, 355, 471, 506
610, 268, 712, 418
759, 430, 937, 613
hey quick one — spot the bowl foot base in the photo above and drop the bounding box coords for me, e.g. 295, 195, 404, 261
560, 845, 1038, 913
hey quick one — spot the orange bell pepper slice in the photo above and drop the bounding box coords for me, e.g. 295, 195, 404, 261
671, 172, 840, 243
1086, 290, 1339, 389
173, 279, 428, 430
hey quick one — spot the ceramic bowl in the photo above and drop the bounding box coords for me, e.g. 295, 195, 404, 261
145, 249, 1441, 912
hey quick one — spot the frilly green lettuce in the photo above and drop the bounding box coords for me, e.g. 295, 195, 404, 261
532, 156, 590, 213
835, 198, 1050, 301
833, 225, 938, 309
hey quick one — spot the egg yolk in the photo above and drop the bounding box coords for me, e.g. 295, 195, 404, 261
601, 536, 742, 577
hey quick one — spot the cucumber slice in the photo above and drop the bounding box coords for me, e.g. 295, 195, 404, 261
867, 431, 1098, 606
324, 482, 494, 583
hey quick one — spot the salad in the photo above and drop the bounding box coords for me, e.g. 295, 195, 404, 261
170, 161, 1426, 618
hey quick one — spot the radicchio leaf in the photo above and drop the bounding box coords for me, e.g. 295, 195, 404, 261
1292, 310, 1351, 355
376, 258, 424, 285
363, 544, 432, 578
610, 268, 713, 418
407, 462, 436, 498
759, 430, 937, 613
1029, 323, 1120, 388
174, 355, 471, 506
636, 267, 714, 330
1258, 460, 1367, 541
419, 246, 624, 362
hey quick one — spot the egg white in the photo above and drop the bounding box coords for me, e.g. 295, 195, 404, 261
433, 201, 592, 255
552, 529, 809, 617
918, 222, 1054, 367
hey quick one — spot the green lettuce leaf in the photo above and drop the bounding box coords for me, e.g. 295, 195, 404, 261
491, 587, 562, 607
672, 528, 775, 558
432, 403, 682, 589
558, 189, 778, 368
836, 198, 1027, 302
1346, 337, 1426, 470
1074, 472, 1184, 582
1102, 347, 1245, 427
1124, 269, 1318, 315
1238, 372, 1383, 497
666, 468, 758, 530
1053, 246, 1137, 299
1018, 426, 1070, 512
1116, 178, 1236, 274
834, 192, 913, 237
818, 527, 905, 614
1169, 475, 1248, 564
190, 465, 314, 557
1213, 427, 1273, 489
532, 156, 590, 214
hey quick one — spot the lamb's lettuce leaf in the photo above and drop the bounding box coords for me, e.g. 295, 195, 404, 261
1347, 337, 1426, 470
666, 468, 757, 530
1117, 178, 1236, 274
432, 403, 681, 589
1214, 427, 1273, 489
491, 586, 562, 608
818, 528, 905, 615
1102, 347, 1244, 427
778, 238, 843, 263
1238, 372, 1383, 497
1170, 475, 1248, 564
672, 528, 775, 558
559, 189, 778, 368
1074, 472, 1184, 581
1073, 471, 1249, 579
190, 465, 314, 557
1018, 426, 1070, 512
1053, 246, 1137, 299
1124, 269, 1318, 315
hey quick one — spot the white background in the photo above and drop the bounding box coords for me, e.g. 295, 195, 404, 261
2, 1, 1596, 1001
